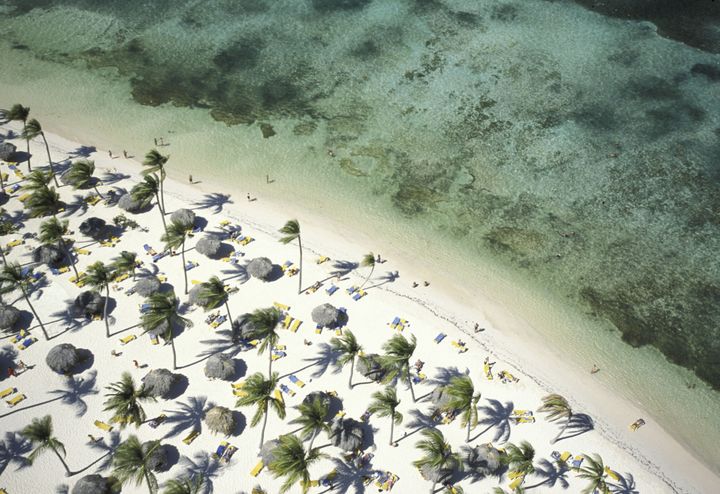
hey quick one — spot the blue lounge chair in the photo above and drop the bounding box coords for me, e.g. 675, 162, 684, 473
6, 183, 20, 194
214, 442, 228, 458
326, 285, 339, 296
140, 303, 151, 314
152, 252, 167, 262
280, 384, 293, 395
338, 307, 347, 314
434, 332, 447, 344
50, 267, 60, 275
185, 261, 198, 271
20, 337, 35, 349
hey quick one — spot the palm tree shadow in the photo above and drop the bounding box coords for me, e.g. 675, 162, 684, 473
99, 171, 130, 185
557, 413, 594, 442
0, 431, 32, 477
195, 328, 239, 361
427, 366, 468, 387
396, 408, 436, 444
524, 458, 570, 490
48, 299, 92, 333
220, 263, 249, 284
0, 372, 98, 419
87, 430, 122, 473
61, 194, 90, 218
327, 456, 376, 494
330, 260, 358, 278
191, 193, 233, 214
68, 145, 96, 158
278, 343, 340, 380
364, 271, 400, 290
162, 396, 214, 439
180, 451, 223, 494
611, 472, 639, 494
472, 399, 514, 443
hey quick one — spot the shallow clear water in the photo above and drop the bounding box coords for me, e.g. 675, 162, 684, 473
1, 0, 720, 470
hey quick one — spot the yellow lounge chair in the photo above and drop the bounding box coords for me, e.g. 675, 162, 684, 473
114, 273, 129, 283
219, 219, 231, 227
515, 416, 535, 424
290, 319, 302, 333
274, 389, 284, 405
18, 193, 31, 203
10, 330, 27, 344
239, 236, 254, 246
86, 195, 101, 206
335, 410, 346, 419
191, 279, 202, 285
0, 387, 15, 399
509, 474, 525, 491
316, 255, 330, 264
335, 328, 343, 336
6, 394, 25, 407
271, 353, 285, 361
183, 430, 200, 445
157, 275, 167, 283
74, 248, 91, 256
559, 451, 572, 463
119, 334, 137, 345
150, 335, 159, 345
483, 362, 493, 380
282, 314, 293, 329
69, 272, 86, 283
273, 302, 290, 312
94, 420, 113, 432
231, 381, 245, 389
274, 344, 287, 350
233, 389, 248, 398
605, 466, 620, 481
250, 460, 264, 477
5, 239, 23, 248
18, 337, 37, 350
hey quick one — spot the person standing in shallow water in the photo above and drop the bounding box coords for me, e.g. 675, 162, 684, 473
188, 174, 193, 184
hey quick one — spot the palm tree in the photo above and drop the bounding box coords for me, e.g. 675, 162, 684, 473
330, 329, 363, 389
577, 453, 609, 494
38, 217, 80, 280
380, 333, 418, 402
1, 104, 31, 171
103, 371, 155, 427
85, 261, 115, 338
445, 375, 481, 443
196, 276, 233, 330
161, 220, 189, 295
25, 185, 61, 218
358, 252, 375, 289
247, 306, 282, 377
21, 170, 53, 192
0, 263, 48, 340
268, 434, 325, 494
413, 428, 461, 494
22, 119, 59, 186
21, 415, 72, 476
235, 372, 285, 449
112, 250, 139, 281
502, 441, 536, 478
140, 291, 193, 370
112, 435, 160, 494
537, 394, 573, 444
66, 159, 103, 198
278, 219, 303, 294
132, 173, 166, 231
162, 474, 205, 494
368, 386, 403, 445
288, 395, 330, 450
142, 149, 169, 212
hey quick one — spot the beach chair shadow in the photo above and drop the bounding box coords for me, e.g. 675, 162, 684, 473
523, 458, 570, 490
327, 456, 376, 494
180, 451, 222, 494
556, 413, 594, 442
611, 472, 639, 494
87, 430, 122, 473
192, 193, 233, 214
68, 145, 96, 158
0, 431, 32, 477
162, 396, 214, 439
472, 399, 514, 443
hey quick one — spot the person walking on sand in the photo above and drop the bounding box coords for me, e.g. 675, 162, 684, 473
108, 150, 113, 158
133, 359, 139, 368
154, 138, 158, 146
123, 150, 128, 158
247, 193, 251, 201
591, 364, 600, 374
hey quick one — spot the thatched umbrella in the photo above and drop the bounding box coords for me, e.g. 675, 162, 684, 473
232, 313, 256, 341
419, 463, 454, 484
142, 368, 177, 399
170, 208, 195, 228
204, 354, 235, 380
142, 441, 169, 472
329, 417, 364, 451
32, 244, 65, 268
195, 236, 222, 258
46, 343, 80, 374
356, 353, 385, 382
0, 305, 21, 331
187, 285, 210, 308
247, 257, 273, 281
134, 276, 162, 297
463, 443, 503, 477
78, 217, 106, 239
0, 142, 16, 161
72, 474, 111, 494
118, 192, 144, 213
74, 290, 105, 318
259, 439, 280, 464
302, 391, 333, 421
312, 303, 340, 328
430, 385, 452, 410
204, 405, 236, 435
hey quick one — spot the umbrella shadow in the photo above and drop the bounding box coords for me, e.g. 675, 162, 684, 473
87, 430, 122, 473
179, 451, 223, 494
557, 413, 594, 442
0, 345, 19, 376
165, 373, 190, 400
191, 193, 233, 214
0, 431, 32, 477
471, 399, 514, 443
157, 444, 180, 473
524, 458, 570, 490
280, 343, 341, 380
364, 271, 400, 290
162, 396, 214, 439
611, 472, 639, 494
458, 444, 501, 484
231, 411, 247, 437
327, 456, 376, 494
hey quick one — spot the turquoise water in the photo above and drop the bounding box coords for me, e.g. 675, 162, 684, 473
2, 0, 720, 470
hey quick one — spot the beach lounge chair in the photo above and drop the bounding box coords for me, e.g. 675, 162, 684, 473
289, 375, 305, 388
152, 251, 168, 262
210, 315, 227, 328
240, 236, 254, 246
148, 414, 167, 429
352, 289, 367, 301
315, 324, 323, 334
483, 361, 494, 380
6, 393, 26, 407
119, 334, 137, 345
250, 460, 264, 477
515, 416, 535, 424
222, 445, 237, 463
571, 455, 584, 469
316, 255, 330, 264
94, 420, 113, 432
182, 430, 200, 445
451, 340, 468, 353
10, 330, 28, 344
5, 183, 21, 194
18, 337, 37, 350
279, 384, 296, 397
305, 283, 321, 294
5, 239, 24, 249
434, 332, 446, 344
191, 279, 202, 285
274, 389, 285, 405
233, 388, 248, 397
509, 474, 525, 491
282, 314, 293, 329
335, 410, 346, 419
559, 451, 572, 463
604, 466, 620, 481
113, 273, 129, 283
511, 410, 532, 417
273, 302, 290, 312
0, 387, 15, 399
346, 285, 359, 295
125, 287, 137, 296
74, 248, 91, 256
326, 285, 339, 296
18, 193, 31, 203
143, 244, 157, 256
271, 350, 287, 361
212, 441, 229, 460
629, 418, 646, 431
85, 195, 101, 206
150, 334, 159, 345
219, 219, 231, 227
290, 319, 302, 333
274, 344, 287, 351
185, 261, 198, 271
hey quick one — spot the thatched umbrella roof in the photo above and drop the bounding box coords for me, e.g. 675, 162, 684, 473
247, 257, 273, 280
232, 313, 256, 341
74, 290, 105, 318
32, 244, 65, 268
142, 368, 177, 399
259, 439, 280, 464
134, 276, 162, 297
302, 391, 333, 421
46, 343, 80, 374
0, 142, 16, 161
312, 303, 340, 328
196, 236, 222, 258
170, 208, 195, 228
204, 354, 235, 380
204, 405, 235, 435
72, 474, 111, 494
0, 305, 21, 331
430, 385, 452, 410
78, 217, 106, 239
142, 441, 169, 472
187, 285, 209, 308
463, 443, 503, 477
419, 463, 454, 484
356, 354, 385, 382
118, 192, 144, 213
329, 417, 364, 451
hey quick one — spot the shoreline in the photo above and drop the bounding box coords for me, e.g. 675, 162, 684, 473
8, 122, 717, 493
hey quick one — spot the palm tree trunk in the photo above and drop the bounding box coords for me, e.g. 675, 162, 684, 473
59, 239, 80, 280
0, 167, 4, 190
23, 120, 31, 172
224, 300, 233, 329
103, 284, 111, 338
159, 168, 166, 214
268, 348, 273, 378
430, 481, 436, 494
297, 235, 303, 294
408, 375, 417, 402
360, 264, 375, 290
349, 356, 355, 389
180, 240, 187, 295
0, 245, 7, 266
143, 471, 155, 494
170, 331, 178, 370
466, 418, 472, 443
21, 285, 48, 340
552, 415, 573, 444
309, 429, 318, 450
389, 415, 395, 445
41, 133, 59, 187
51, 445, 72, 476
259, 404, 269, 449
155, 193, 167, 232
93, 184, 104, 199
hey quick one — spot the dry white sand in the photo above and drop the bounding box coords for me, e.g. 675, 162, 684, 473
0, 122, 717, 494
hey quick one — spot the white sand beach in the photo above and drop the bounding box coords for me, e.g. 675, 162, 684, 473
0, 121, 718, 494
